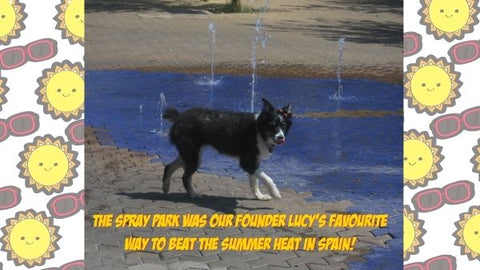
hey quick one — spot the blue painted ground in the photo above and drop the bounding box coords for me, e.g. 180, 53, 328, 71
86, 70, 403, 270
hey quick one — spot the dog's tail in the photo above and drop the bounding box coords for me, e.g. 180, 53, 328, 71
164, 108, 180, 122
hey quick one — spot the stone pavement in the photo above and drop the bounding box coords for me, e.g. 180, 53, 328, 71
85, 0, 402, 83
85, 127, 392, 269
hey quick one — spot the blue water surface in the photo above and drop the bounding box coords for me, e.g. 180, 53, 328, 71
86, 70, 403, 270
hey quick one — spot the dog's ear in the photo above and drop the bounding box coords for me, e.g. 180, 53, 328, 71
282, 104, 292, 114
261, 98, 275, 112
280, 104, 293, 118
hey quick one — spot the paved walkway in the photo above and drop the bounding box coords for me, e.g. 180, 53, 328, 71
85, 127, 392, 269
85, 0, 402, 83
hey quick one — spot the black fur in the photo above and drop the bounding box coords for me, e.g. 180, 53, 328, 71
162, 98, 292, 198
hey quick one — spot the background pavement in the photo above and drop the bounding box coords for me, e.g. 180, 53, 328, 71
85, 0, 402, 83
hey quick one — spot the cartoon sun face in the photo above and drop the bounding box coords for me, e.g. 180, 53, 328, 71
404, 139, 434, 180
9, 219, 51, 260
64, 0, 84, 39
0, 76, 8, 110
18, 135, 78, 194
0, 0, 16, 37
55, 0, 84, 45
419, 0, 478, 41
27, 145, 69, 186
0, 0, 26, 45
405, 56, 462, 115
472, 139, 480, 181
404, 215, 415, 252
1, 210, 60, 267
404, 130, 443, 189
404, 205, 425, 261
45, 71, 84, 112
36, 61, 84, 121
410, 66, 452, 106
463, 214, 480, 254
454, 206, 480, 260
430, 0, 470, 32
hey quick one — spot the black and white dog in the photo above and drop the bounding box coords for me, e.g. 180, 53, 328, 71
162, 98, 292, 200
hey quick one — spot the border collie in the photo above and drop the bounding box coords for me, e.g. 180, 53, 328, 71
162, 98, 292, 200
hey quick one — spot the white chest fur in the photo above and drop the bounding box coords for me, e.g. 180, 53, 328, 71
256, 135, 272, 161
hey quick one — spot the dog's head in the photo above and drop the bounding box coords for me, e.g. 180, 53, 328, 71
256, 98, 292, 146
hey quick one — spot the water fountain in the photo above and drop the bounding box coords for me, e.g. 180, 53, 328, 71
158, 92, 167, 136
208, 21, 217, 84
195, 21, 221, 87
249, 0, 269, 112
333, 37, 345, 100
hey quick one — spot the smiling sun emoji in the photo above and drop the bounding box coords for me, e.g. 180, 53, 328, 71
0, 0, 27, 46
1, 209, 60, 268
405, 56, 462, 115
404, 205, 425, 261
36, 60, 84, 121
454, 205, 480, 260
419, 0, 478, 41
55, 0, 84, 45
18, 135, 78, 195
404, 130, 443, 189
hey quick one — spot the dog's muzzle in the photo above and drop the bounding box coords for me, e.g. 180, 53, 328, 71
275, 135, 285, 145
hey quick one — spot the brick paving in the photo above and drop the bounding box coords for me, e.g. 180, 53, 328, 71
85, 127, 392, 269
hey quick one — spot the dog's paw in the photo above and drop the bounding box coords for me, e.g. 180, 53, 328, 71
268, 186, 282, 199
162, 184, 170, 194
272, 191, 282, 199
256, 193, 272, 200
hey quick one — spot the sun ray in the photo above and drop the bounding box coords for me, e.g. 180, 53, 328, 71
472, 139, 480, 181
0, 76, 9, 110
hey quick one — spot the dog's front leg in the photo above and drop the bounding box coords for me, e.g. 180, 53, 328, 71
249, 174, 271, 200
256, 170, 282, 199
241, 156, 272, 200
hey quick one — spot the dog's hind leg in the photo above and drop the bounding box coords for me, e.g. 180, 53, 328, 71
180, 147, 202, 198
256, 170, 282, 199
162, 157, 184, 194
